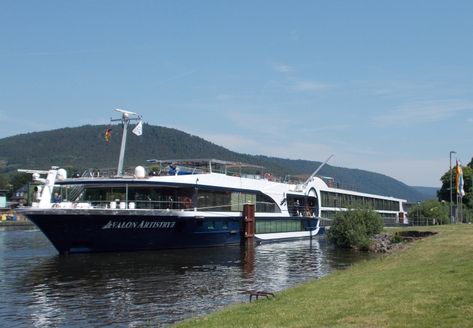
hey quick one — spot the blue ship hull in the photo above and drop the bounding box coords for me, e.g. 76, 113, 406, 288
21, 208, 319, 254
24, 211, 242, 254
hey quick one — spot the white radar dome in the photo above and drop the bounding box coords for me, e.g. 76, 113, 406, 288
134, 166, 146, 179
57, 169, 67, 180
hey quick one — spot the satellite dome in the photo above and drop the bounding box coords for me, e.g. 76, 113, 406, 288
134, 166, 146, 178
57, 169, 67, 180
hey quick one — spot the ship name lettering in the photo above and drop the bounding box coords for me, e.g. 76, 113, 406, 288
102, 220, 176, 230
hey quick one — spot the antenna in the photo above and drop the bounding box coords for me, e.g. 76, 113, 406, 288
111, 109, 142, 176
115, 108, 138, 116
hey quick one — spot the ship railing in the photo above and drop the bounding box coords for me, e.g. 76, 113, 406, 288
79, 200, 278, 213
87, 200, 196, 210
68, 165, 278, 181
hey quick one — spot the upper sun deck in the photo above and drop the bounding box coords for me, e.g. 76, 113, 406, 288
146, 158, 266, 177
57, 158, 342, 195
60, 159, 273, 183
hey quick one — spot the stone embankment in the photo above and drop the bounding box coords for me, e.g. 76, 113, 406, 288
369, 230, 437, 253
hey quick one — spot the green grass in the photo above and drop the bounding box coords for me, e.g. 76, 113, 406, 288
174, 225, 473, 328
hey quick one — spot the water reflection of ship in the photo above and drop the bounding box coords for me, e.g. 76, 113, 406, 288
21, 246, 248, 285
19, 239, 320, 294
18, 246, 255, 326
20, 238, 357, 302
15, 237, 374, 327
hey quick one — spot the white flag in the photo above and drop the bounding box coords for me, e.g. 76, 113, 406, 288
132, 120, 143, 136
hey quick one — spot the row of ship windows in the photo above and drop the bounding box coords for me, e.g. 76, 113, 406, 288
255, 220, 303, 233
200, 219, 305, 234
79, 187, 281, 213
321, 210, 398, 220
320, 191, 401, 211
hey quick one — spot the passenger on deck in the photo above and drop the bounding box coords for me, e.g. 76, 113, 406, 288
53, 192, 62, 203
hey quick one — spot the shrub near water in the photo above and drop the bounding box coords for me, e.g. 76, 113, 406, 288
327, 207, 383, 250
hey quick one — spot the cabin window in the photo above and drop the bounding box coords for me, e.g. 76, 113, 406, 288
321, 210, 337, 220
256, 193, 281, 213
82, 187, 126, 204
207, 220, 216, 230
230, 192, 256, 211
198, 190, 232, 211
256, 219, 302, 233
128, 186, 195, 210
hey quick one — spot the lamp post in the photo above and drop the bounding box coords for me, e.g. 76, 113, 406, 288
417, 201, 420, 226
449, 151, 456, 223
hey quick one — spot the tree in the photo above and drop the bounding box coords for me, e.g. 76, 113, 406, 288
8, 172, 32, 197
437, 158, 473, 210
408, 199, 449, 225
0, 174, 9, 190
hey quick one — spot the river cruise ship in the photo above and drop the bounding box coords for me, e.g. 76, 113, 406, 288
17, 110, 406, 254
18, 159, 323, 253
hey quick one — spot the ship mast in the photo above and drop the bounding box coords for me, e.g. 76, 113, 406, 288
112, 109, 141, 176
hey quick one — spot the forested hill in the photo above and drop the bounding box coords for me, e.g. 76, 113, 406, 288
0, 124, 430, 202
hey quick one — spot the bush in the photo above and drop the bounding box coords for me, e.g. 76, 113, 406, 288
327, 207, 383, 250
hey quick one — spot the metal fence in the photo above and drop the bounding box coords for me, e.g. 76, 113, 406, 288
320, 216, 447, 228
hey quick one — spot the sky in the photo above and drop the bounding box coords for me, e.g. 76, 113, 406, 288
1, 1, 472, 187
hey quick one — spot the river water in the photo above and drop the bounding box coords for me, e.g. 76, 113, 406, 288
0, 226, 374, 327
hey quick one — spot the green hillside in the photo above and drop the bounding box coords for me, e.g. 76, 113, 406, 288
0, 124, 428, 201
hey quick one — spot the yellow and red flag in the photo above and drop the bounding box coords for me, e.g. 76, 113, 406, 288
456, 160, 465, 197
104, 128, 112, 142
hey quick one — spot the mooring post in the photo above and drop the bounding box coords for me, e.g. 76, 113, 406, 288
243, 203, 255, 239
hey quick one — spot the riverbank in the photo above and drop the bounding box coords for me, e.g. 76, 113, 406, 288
175, 225, 473, 328
0, 220, 33, 227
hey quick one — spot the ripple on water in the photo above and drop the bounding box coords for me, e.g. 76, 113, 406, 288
0, 228, 374, 327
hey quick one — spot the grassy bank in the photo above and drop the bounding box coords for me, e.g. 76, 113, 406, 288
175, 225, 473, 328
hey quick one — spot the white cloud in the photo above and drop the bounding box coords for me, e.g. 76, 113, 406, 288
273, 64, 295, 73
289, 78, 333, 93
372, 100, 473, 125
354, 79, 440, 97
225, 111, 294, 138
272, 63, 333, 94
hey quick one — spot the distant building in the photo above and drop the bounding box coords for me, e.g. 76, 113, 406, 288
10, 185, 29, 207
0, 190, 6, 208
